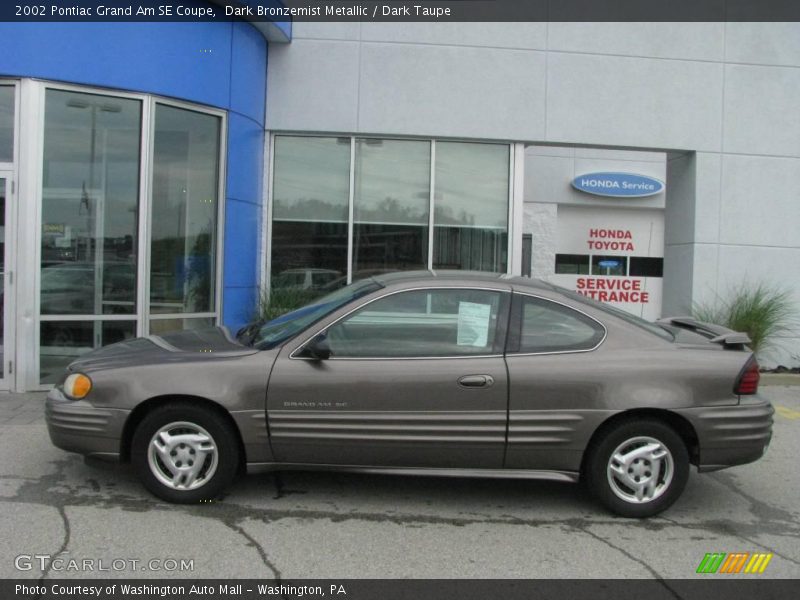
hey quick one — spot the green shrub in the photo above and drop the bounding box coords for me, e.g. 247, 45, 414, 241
253, 286, 318, 323
693, 282, 795, 354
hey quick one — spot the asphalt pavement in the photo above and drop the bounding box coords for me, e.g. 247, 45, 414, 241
0, 383, 798, 580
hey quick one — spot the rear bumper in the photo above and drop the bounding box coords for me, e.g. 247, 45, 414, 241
45, 387, 129, 460
675, 397, 774, 472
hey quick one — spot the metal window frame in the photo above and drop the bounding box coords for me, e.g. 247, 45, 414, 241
0, 79, 20, 390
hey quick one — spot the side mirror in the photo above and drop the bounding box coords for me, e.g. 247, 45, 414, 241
303, 334, 331, 361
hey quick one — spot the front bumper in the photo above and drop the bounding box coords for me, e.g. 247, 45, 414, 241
676, 397, 774, 472
45, 387, 130, 460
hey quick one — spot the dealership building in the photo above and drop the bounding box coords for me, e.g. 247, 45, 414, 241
0, 7, 798, 390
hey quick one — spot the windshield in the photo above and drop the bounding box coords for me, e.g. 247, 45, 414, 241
241, 278, 384, 349
554, 285, 675, 341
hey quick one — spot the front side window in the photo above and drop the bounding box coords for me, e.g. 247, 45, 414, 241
325, 288, 506, 358
248, 278, 383, 350
513, 295, 605, 354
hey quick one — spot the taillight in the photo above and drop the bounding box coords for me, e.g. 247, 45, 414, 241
734, 356, 760, 395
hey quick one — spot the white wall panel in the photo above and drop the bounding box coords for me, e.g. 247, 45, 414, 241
548, 22, 725, 62
662, 243, 694, 316
723, 64, 800, 157
719, 155, 800, 248
360, 22, 547, 50
358, 43, 546, 140
726, 23, 800, 68
546, 53, 723, 151
266, 41, 360, 132
291, 22, 361, 41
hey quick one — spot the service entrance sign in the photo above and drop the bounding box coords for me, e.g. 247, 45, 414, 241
553, 206, 664, 320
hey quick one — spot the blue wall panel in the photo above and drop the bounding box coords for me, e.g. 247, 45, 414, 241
223, 198, 261, 290
230, 20, 268, 125
226, 112, 264, 204
0, 18, 270, 330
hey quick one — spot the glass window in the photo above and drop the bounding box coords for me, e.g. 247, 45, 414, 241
271, 136, 350, 297
0, 85, 13, 162
555, 254, 590, 275
629, 257, 663, 278
353, 138, 429, 274
433, 142, 508, 272
150, 104, 221, 314
41, 89, 141, 316
515, 296, 605, 354
149, 317, 215, 335
325, 288, 505, 358
39, 320, 136, 384
591, 255, 627, 276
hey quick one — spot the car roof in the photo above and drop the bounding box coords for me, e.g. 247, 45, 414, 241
370, 270, 554, 292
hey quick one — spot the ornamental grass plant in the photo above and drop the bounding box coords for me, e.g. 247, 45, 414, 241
692, 282, 796, 356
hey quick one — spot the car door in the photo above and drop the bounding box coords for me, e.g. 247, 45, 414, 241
504, 292, 610, 473
266, 286, 510, 469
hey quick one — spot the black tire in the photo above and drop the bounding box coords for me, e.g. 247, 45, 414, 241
585, 419, 689, 518
131, 403, 240, 504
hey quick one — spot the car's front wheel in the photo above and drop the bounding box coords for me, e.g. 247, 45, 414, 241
585, 419, 689, 518
131, 403, 239, 503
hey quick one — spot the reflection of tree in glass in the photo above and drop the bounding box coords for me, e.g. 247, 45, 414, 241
187, 219, 213, 312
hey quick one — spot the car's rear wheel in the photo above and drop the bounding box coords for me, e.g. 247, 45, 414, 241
131, 403, 239, 503
585, 419, 689, 518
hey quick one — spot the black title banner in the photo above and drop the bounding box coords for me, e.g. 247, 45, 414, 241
4, 0, 800, 23
5, 579, 800, 600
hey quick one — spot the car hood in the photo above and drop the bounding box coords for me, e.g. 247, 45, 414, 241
67, 326, 259, 372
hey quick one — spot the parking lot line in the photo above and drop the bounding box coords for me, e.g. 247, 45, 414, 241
774, 405, 800, 420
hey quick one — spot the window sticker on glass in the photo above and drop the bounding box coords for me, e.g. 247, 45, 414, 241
457, 302, 492, 347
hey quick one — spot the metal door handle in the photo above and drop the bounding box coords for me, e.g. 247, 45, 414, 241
458, 375, 494, 388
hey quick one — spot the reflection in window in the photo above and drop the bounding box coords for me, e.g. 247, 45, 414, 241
41, 89, 141, 316
555, 254, 590, 275
150, 104, 220, 314
0, 85, 13, 162
271, 136, 350, 297
433, 142, 508, 272
353, 139, 429, 274
629, 257, 663, 278
516, 296, 605, 354
39, 320, 136, 384
327, 289, 504, 358
149, 317, 215, 335
591, 255, 627, 276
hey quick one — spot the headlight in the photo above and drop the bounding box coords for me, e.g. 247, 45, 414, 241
63, 373, 92, 400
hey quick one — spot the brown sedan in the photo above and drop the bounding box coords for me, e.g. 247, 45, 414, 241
45, 272, 773, 517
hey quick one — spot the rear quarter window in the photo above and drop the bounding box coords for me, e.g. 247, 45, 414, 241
512, 295, 606, 354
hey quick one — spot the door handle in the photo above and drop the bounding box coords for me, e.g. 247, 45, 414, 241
458, 375, 494, 388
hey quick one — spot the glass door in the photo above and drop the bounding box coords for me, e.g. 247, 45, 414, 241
0, 173, 13, 389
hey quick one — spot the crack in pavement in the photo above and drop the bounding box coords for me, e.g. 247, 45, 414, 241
710, 471, 800, 525
223, 520, 282, 581
563, 519, 684, 600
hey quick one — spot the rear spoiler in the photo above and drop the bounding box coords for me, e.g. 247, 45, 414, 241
656, 316, 751, 347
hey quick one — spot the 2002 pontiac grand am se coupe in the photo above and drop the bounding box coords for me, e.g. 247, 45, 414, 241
46, 271, 773, 517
